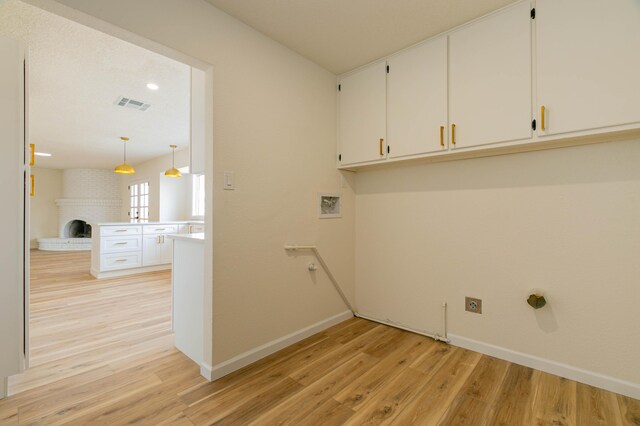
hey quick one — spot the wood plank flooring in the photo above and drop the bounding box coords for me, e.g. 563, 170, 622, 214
1, 250, 638, 425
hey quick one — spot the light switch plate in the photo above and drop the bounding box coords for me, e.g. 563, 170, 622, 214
223, 171, 234, 190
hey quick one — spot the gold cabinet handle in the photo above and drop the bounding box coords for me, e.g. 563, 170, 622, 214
30, 174, 35, 197
30, 144, 35, 166
379, 138, 384, 156
451, 124, 456, 145
439, 126, 444, 147
541, 105, 546, 131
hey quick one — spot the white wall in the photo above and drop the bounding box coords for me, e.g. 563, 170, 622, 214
48, 0, 362, 368
159, 172, 190, 222
120, 149, 190, 222
29, 167, 62, 247
356, 139, 640, 387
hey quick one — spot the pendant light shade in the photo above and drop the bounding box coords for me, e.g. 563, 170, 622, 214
165, 144, 182, 178
114, 137, 135, 174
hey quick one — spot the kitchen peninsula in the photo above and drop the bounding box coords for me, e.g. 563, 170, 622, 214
90, 221, 204, 278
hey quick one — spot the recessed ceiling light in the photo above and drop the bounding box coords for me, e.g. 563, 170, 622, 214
146, 83, 159, 90
34, 152, 52, 157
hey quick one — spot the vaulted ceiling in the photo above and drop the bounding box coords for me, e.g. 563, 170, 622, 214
205, 0, 517, 74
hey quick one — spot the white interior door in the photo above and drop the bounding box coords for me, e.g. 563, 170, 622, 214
338, 60, 387, 166
536, 0, 640, 136
387, 36, 448, 158
449, 2, 532, 149
0, 34, 28, 398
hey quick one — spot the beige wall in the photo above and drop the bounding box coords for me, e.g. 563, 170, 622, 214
29, 167, 63, 247
51, 0, 355, 366
356, 139, 640, 385
120, 149, 190, 222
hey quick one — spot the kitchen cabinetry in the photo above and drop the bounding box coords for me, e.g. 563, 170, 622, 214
449, 1, 532, 149
142, 224, 178, 267
536, 0, 640, 136
91, 222, 188, 278
387, 36, 448, 158
338, 60, 387, 166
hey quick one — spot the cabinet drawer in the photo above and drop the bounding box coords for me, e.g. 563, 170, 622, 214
101, 225, 142, 236
188, 224, 205, 233
100, 252, 141, 271
143, 225, 179, 235
101, 236, 142, 253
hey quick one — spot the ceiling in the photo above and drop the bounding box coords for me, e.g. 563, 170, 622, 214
0, 0, 191, 169
206, 0, 518, 74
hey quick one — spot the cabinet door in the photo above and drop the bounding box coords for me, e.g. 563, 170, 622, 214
338, 61, 387, 165
160, 236, 173, 264
388, 36, 448, 158
536, 0, 640, 136
142, 235, 161, 266
449, 2, 532, 149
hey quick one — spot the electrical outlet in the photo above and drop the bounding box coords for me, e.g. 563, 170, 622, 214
465, 297, 482, 314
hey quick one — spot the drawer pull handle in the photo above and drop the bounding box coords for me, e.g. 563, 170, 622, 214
451, 123, 456, 145
155, 228, 166, 231
439, 126, 444, 147
115, 230, 127, 233
541, 105, 546, 131
30, 174, 35, 197
30, 144, 35, 166
115, 242, 127, 245
379, 138, 384, 156
114, 259, 127, 262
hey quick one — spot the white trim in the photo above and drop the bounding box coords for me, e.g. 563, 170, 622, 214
1, 377, 7, 399
199, 310, 353, 381
90, 264, 171, 279
448, 334, 640, 400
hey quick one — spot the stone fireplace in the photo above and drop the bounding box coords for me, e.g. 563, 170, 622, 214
38, 169, 121, 251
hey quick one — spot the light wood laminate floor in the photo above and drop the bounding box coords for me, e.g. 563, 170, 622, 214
0, 250, 638, 425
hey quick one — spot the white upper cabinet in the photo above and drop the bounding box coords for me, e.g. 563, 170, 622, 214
536, 0, 640, 136
387, 36, 448, 158
449, 2, 532, 149
338, 60, 387, 166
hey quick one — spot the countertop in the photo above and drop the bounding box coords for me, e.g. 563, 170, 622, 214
167, 233, 205, 243
95, 221, 204, 226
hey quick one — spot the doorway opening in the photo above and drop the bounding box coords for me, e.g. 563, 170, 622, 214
0, 0, 213, 397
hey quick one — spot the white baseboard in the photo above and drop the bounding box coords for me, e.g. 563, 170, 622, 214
1, 377, 7, 399
200, 310, 353, 382
90, 264, 171, 279
448, 334, 640, 400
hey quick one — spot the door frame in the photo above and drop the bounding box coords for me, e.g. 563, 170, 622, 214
19, 0, 216, 379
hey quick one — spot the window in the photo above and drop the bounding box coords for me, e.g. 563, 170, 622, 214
129, 181, 149, 222
192, 174, 205, 218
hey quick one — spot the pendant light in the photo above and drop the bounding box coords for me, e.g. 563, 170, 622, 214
165, 144, 182, 178
114, 137, 135, 174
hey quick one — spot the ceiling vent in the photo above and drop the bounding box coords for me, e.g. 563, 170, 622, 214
114, 96, 151, 111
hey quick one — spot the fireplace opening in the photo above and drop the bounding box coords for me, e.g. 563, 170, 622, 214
65, 220, 92, 238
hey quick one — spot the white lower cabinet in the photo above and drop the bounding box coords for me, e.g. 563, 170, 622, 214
142, 234, 174, 267
91, 222, 198, 278
101, 252, 142, 271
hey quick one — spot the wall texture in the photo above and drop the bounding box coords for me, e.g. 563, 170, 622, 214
29, 167, 62, 247
355, 139, 640, 386
50, 0, 355, 366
